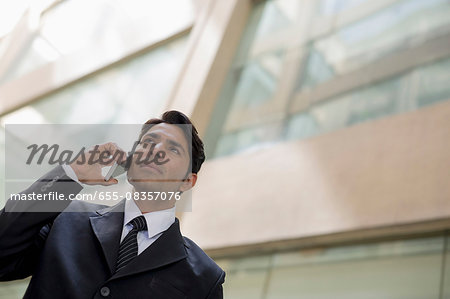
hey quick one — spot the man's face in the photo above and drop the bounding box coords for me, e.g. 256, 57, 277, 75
127, 123, 195, 193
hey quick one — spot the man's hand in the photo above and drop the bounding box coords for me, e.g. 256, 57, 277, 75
70, 142, 127, 186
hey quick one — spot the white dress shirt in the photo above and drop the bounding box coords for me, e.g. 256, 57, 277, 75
121, 199, 175, 254
61, 164, 176, 255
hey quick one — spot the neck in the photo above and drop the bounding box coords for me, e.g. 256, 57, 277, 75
131, 187, 176, 213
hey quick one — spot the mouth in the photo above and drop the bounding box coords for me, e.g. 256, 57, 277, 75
139, 163, 163, 174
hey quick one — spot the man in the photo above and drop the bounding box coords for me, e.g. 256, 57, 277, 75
0, 110, 225, 298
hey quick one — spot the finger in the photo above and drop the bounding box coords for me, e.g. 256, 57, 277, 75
100, 178, 118, 186
100, 142, 127, 165
101, 142, 125, 154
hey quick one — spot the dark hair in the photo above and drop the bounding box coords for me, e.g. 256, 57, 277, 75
137, 110, 206, 175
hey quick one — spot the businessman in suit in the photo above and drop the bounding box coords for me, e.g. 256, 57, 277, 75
0, 110, 225, 298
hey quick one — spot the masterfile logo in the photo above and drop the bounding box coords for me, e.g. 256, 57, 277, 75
3, 124, 193, 212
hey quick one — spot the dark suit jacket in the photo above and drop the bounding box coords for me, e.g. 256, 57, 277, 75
0, 166, 225, 298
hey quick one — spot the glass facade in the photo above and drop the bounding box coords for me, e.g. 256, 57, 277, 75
0, 0, 449, 298
216, 234, 450, 299
286, 57, 450, 140
0, 279, 29, 298
318, 0, 370, 15
303, 0, 450, 85
1, 36, 188, 125
205, 0, 450, 158
0, 0, 193, 84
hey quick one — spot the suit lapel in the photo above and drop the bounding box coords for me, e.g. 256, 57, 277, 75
110, 217, 188, 280
89, 200, 125, 275
90, 199, 188, 280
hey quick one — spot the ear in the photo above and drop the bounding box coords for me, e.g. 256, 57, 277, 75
179, 173, 197, 192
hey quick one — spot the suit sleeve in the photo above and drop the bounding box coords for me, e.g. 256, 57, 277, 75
206, 270, 226, 299
0, 165, 83, 281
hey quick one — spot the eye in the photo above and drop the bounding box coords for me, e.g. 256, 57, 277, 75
141, 138, 155, 145
170, 147, 180, 154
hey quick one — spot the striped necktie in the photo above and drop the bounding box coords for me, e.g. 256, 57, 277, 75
115, 215, 148, 273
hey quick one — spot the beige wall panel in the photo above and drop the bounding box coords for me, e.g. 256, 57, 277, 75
180, 100, 450, 251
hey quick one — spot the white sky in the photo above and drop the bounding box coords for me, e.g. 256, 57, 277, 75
0, 0, 56, 38
0, 0, 31, 38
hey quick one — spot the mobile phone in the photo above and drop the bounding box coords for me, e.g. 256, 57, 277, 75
104, 154, 132, 181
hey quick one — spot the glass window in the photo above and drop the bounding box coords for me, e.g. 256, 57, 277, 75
40, 0, 193, 56
251, 0, 303, 45
295, 46, 335, 91
214, 121, 284, 158
206, 0, 450, 159
443, 235, 450, 298
298, 0, 450, 90
232, 0, 304, 66
225, 50, 285, 124
267, 237, 443, 299
231, 51, 284, 109
0, 279, 30, 299
416, 57, 450, 107
1, 36, 188, 125
217, 255, 271, 299
215, 236, 446, 299
1, 36, 61, 83
345, 77, 403, 125
207, 49, 286, 158
1, 0, 193, 83
224, 269, 268, 299
287, 56, 450, 142
317, 0, 370, 15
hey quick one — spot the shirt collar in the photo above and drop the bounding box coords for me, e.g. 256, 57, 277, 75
123, 199, 176, 239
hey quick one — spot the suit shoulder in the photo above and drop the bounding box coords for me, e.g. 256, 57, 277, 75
182, 236, 225, 277
59, 200, 109, 214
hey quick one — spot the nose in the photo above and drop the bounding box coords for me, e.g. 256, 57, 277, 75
152, 141, 164, 152
142, 141, 165, 160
